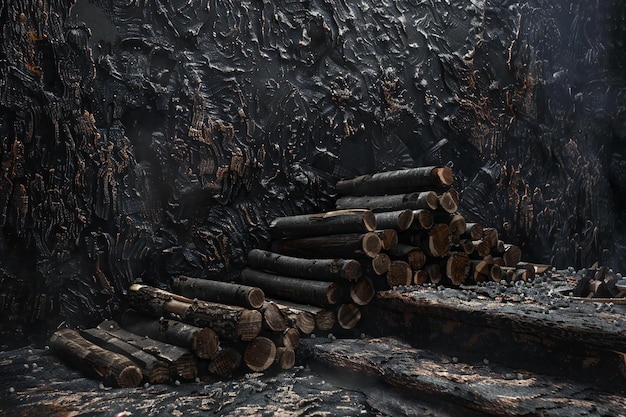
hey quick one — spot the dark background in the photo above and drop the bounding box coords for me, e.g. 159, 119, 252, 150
1, 0, 625, 345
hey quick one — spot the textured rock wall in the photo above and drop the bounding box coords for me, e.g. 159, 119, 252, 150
0, 0, 624, 343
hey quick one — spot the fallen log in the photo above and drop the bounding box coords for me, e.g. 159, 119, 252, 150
243, 337, 277, 372
49, 328, 143, 388
126, 284, 262, 342
335, 166, 454, 196
335, 192, 439, 213
240, 268, 342, 307
373, 209, 414, 231
120, 309, 219, 359
172, 276, 265, 309
268, 300, 317, 334
271, 232, 382, 259
95, 320, 197, 380
336, 304, 361, 329
498, 244, 522, 267
248, 249, 362, 282
269, 209, 376, 239
269, 328, 301, 350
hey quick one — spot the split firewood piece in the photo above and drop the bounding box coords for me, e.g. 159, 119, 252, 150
126, 284, 262, 342
387, 244, 427, 271
95, 320, 197, 380
248, 249, 362, 282
269, 209, 376, 239
274, 347, 296, 370
445, 252, 471, 286
259, 302, 288, 332
438, 190, 458, 214
335, 166, 454, 196
172, 276, 265, 309
411, 209, 435, 230
374, 209, 414, 231
434, 213, 466, 236
374, 229, 398, 250
413, 270, 429, 285
386, 260, 413, 288
80, 327, 171, 384
244, 337, 277, 372
350, 276, 375, 305
461, 223, 484, 240
336, 192, 439, 213
336, 304, 362, 329
271, 232, 382, 259
208, 347, 242, 377
240, 268, 342, 307
268, 299, 336, 332
403, 224, 452, 257
49, 328, 143, 388
120, 309, 219, 359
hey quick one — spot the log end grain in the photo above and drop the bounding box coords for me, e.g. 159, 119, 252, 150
439, 192, 458, 214
413, 270, 429, 285
281, 328, 301, 350
116, 365, 144, 388
244, 337, 277, 372
295, 311, 316, 335
362, 232, 383, 259
413, 210, 434, 230
262, 302, 288, 332
337, 304, 362, 330
434, 166, 454, 187
446, 252, 470, 286
208, 348, 242, 377
314, 310, 337, 332
326, 282, 343, 305
386, 260, 413, 287
343, 259, 363, 281
397, 209, 415, 230
192, 327, 220, 359
361, 210, 377, 232
237, 310, 263, 341
350, 276, 375, 306
503, 245, 522, 267
247, 287, 266, 310
429, 224, 452, 257
274, 347, 296, 370
424, 191, 439, 211
448, 214, 467, 236
371, 253, 391, 275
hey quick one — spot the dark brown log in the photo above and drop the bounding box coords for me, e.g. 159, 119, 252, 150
350, 276, 375, 305
271, 232, 382, 259
500, 244, 522, 267
438, 191, 458, 214
335, 192, 439, 213
405, 224, 451, 257
386, 260, 413, 287
433, 213, 466, 236
208, 347, 242, 377
274, 347, 296, 370
411, 209, 435, 230
413, 270, 429, 285
248, 249, 362, 282
335, 166, 454, 196
260, 302, 288, 332
459, 239, 475, 254
471, 260, 491, 283
80, 327, 171, 384
172, 276, 265, 309
462, 223, 484, 240
243, 337, 277, 372
490, 264, 503, 282
493, 239, 506, 254
126, 284, 262, 342
267, 299, 335, 332
240, 268, 342, 306
445, 252, 471, 286
336, 304, 361, 329
49, 328, 143, 388
95, 320, 197, 380
483, 228, 499, 248
373, 209, 414, 231
268, 300, 317, 334
387, 244, 427, 271
275, 328, 301, 350
491, 256, 506, 266
471, 240, 492, 258
120, 310, 219, 359
516, 262, 551, 274
269, 209, 376, 239
500, 266, 535, 282
369, 253, 392, 275
374, 229, 398, 250
424, 263, 442, 284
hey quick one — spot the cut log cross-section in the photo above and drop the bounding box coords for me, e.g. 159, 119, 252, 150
445, 252, 471, 286
336, 192, 439, 213
172, 276, 265, 309
373, 209, 414, 231
207, 347, 242, 377
386, 260, 413, 288
411, 209, 435, 230
243, 337, 277, 372
387, 244, 427, 271
269, 209, 376, 239
404, 223, 452, 257
336, 304, 362, 330
335, 166, 454, 196
374, 229, 398, 250
271, 232, 382, 259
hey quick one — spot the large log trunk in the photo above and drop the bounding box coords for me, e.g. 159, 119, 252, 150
269, 209, 376, 239
271, 232, 382, 259
335, 192, 439, 212
335, 166, 454, 196
172, 276, 265, 309
373, 209, 414, 231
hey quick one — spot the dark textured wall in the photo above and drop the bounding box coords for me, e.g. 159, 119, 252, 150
1, 0, 624, 344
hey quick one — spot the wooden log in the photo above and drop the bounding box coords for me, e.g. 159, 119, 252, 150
248, 249, 362, 282
445, 252, 471, 286
80, 327, 171, 384
269, 209, 376, 239
350, 276, 375, 305
240, 268, 342, 306
268, 300, 317, 334
500, 266, 535, 282
458, 239, 475, 255
386, 260, 413, 287
49, 328, 143, 388
374, 229, 398, 250
493, 239, 506, 254
95, 320, 197, 380
267, 299, 335, 332
461, 223, 483, 240
387, 244, 427, 270
483, 227, 499, 248
369, 253, 391, 275
335, 166, 454, 196
471, 260, 491, 283
434, 213, 466, 236
273, 328, 301, 350
243, 337, 277, 372
271, 232, 382, 259
424, 263, 442, 285
471, 240, 492, 258
438, 191, 458, 214
515, 262, 551, 274
373, 209, 414, 231
260, 302, 288, 332
274, 347, 296, 370
500, 244, 522, 267
404, 224, 452, 257
172, 276, 265, 309
411, 209, 435, 230
337, 304, 361, 329
490, 264, 503, 282
126, 284, 262, 342
119, 310, 219, 359
335, 192, 439, 213
413, 270, 429, 285
208, 347, 242, 377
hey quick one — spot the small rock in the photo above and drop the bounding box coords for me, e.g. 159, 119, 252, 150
452, 356, 459, 363
8, 387, 15, 394
504, 373, 517, 380
360, 333, 366, 339
310, 334, 316, 339
174, 380, 181, 386
99, 383, 106, 390
483, 358, 489, 365
517, 373, 524, 380
23, 363, 29, 370
144, 382, 150, 388
31, 363, 37, 369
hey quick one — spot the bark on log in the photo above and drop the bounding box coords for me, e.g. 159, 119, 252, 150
268, 300, 317, 334
438, 191, 458, 214
172, 276, 265, 309
80, 327, 171, 384
336, 304, 361, 330
271, 232, 382, 259
269, 209, 376, 239
445, 252, 471, 286
350, 276, 375, 305
95, 320, 197, 380
335, 166, 454, 196
274, 347, 296, 370
411, 209, 435, 230
335, 192, 439, 213
387, 244, 427, 271
49, 328, 143, 388
243, 337, 277, 372
373, 209, 414, 231
374, 229, 398, 250
207, 347, 242, 377
126, 284, 262, 342
267, 299, 336, 332
248, 249, 362, 282
240, 268, 342, 306
386, 260, 413, 287
462, 223, 484, 240
259, 302, 288, 332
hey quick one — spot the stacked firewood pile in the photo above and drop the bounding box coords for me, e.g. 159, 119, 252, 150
572, 267, 626, 299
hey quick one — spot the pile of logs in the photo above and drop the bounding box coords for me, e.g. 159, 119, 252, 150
573, 267, 626, 299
